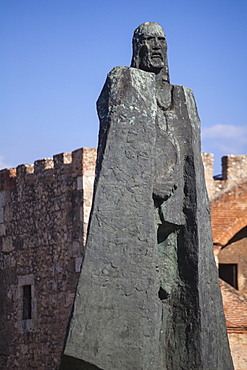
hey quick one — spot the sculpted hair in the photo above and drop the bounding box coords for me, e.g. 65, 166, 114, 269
131, 21, 170, 82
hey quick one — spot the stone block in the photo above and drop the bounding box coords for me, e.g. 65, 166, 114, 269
83, 176, 94, 190
0, 191, 5, 207
0, 225, 4, 239
75, 257, 83, 272
2, 236, 13, 251
71, 242, 80, 257
18, 274, 34, 286
77, 176, 83, 191
34, 158, 54, 174
0, 207, 4, 223
54, 152, 72, 169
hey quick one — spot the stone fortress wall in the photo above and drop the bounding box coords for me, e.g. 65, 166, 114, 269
202, 153, 247, 199
0, 148, 96, 369
0, 148, 247, 369
202, 153, 247, 370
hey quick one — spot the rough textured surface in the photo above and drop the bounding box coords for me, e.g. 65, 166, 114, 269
201, 153, 247, 199
203, 153, 247, 369
1, 146, 245, 368
63, 67, 161, 369
0, 148, 96, 369
1, 146, 246, 368
62, 62, 233, 368
62, 21, 233, 369
219, 232, 247, 295
228, 333, 247, 370
210, 178, 247, 246
220, 280, 247, 370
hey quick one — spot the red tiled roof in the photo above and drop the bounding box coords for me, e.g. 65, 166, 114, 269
220, 279, 247, 333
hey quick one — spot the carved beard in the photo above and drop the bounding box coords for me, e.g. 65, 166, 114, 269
139, 44, 164, 72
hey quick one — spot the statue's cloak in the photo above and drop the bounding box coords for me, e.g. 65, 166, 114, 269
61, 67, 233, 370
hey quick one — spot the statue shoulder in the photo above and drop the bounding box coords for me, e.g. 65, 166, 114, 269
107, 66, 156, 83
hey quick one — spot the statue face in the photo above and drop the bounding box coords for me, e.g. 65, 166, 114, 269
139, 33, 167, 73
131, 22, 169, 81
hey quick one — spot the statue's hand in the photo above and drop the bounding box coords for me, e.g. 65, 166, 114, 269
153, 181, 177, 200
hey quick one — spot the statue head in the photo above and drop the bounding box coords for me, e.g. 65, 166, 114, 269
131, 22, 170, 82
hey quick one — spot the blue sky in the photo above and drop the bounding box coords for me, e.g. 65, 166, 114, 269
1, 0, 247, 174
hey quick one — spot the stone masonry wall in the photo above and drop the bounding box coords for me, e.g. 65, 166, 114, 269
0, 148, 96, 369
203, 153, 247, 370
228, 333, 247, 370
220, 280, 247, 370
219, 236, 247, 296
210, 178, 247, 247
201, 153, 247, 199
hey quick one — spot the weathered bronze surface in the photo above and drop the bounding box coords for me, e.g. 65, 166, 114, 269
61, 22, 234, 370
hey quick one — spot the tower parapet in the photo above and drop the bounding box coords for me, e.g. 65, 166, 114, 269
202, 153, 247, 199
222, 155, 247, 182
0, 168, 17, 191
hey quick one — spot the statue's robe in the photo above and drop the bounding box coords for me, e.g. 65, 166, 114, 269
61, 67, 233, 370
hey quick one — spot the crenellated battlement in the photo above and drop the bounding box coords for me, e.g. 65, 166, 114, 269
34, 158, 54, 174
0, 168, 17, 191
0, 148, 97, 191
221, 154, 247, 182
16, 163, 34, 177
1, 150, 246, 201
202, 153, 247, 199
0, 147, 97, 247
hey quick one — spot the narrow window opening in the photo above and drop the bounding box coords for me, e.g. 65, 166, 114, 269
23, 285, 32, 320
219, 263, 238, 290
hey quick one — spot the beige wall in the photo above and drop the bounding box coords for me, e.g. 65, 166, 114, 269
228, 333, 247, 370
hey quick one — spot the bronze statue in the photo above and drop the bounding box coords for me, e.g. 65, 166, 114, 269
61, 23, 233, 370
